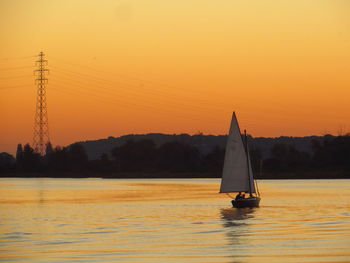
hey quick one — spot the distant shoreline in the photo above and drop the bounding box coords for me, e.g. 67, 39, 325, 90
1, 171, 349, 179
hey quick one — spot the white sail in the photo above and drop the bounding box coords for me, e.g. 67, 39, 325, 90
220, 112, 256, 193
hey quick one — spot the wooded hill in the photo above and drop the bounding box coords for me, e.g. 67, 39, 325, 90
1, 133, 349, 178
75, 133, 325, 160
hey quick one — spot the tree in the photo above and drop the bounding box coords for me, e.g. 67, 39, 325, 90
67, 143, 88, 171
312, 135, 350, 171
47, 146, 69, 172
111, 139, 156, 172
87, 153, 114, 173
19, 144, 42, 172
249, 146, 262, 174
201, 146, 225, 173
45, 142, 54, 156
264, 142, 311, 173
0, 152, 15, 173
156, 141, 200, 172
15, 144, 23, 170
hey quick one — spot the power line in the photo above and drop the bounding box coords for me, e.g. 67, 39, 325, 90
0, 55, 36, 61
0, 65, 34, 71
48, 65, 223, 116
49, 85, 211, 123
49, 59, 206, 100
0, 85, 29, 90
0, 75, 32, 80
49, 77, 223, 120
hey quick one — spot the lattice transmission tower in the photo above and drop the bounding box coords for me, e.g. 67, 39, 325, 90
33, 51, 50, 155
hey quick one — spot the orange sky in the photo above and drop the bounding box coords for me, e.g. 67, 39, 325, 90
1, 0, 350, 155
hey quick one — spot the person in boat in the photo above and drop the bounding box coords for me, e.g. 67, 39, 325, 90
235, 192, 245, 200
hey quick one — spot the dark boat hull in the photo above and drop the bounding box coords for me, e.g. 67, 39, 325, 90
232, 196, 261, 208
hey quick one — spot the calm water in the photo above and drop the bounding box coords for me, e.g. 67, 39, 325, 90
0, 178, 349, 263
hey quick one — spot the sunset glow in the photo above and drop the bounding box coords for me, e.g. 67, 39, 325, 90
1, 0, 350, 154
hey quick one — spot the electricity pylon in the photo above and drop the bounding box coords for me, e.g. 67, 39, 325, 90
33, 51, 50, 155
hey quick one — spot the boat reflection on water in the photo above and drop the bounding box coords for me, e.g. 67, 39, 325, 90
220, 207, 257, 227
220, 208, 258, 263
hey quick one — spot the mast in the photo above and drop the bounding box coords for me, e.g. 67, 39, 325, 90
244, 130, 252, 195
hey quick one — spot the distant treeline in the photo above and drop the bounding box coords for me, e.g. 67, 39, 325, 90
0, 135, 349, 178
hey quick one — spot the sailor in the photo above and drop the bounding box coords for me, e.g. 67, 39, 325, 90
236, 192, 243, 200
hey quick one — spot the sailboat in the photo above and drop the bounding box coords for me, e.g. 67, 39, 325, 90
220, 112, 261, 208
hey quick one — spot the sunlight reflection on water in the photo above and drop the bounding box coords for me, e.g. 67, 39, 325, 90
0, 178, 349, 262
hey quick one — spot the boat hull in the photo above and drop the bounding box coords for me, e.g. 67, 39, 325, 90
232, 196, 261, 208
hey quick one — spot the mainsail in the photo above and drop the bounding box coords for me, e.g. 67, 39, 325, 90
220, 112, 256, 193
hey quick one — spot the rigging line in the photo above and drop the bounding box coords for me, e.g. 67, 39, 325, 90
226, 193, 235, 199
254, 178, 261, 197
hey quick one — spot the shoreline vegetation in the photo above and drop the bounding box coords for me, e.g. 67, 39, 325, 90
1, 171, 349, 179
1, 133, 349, 179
